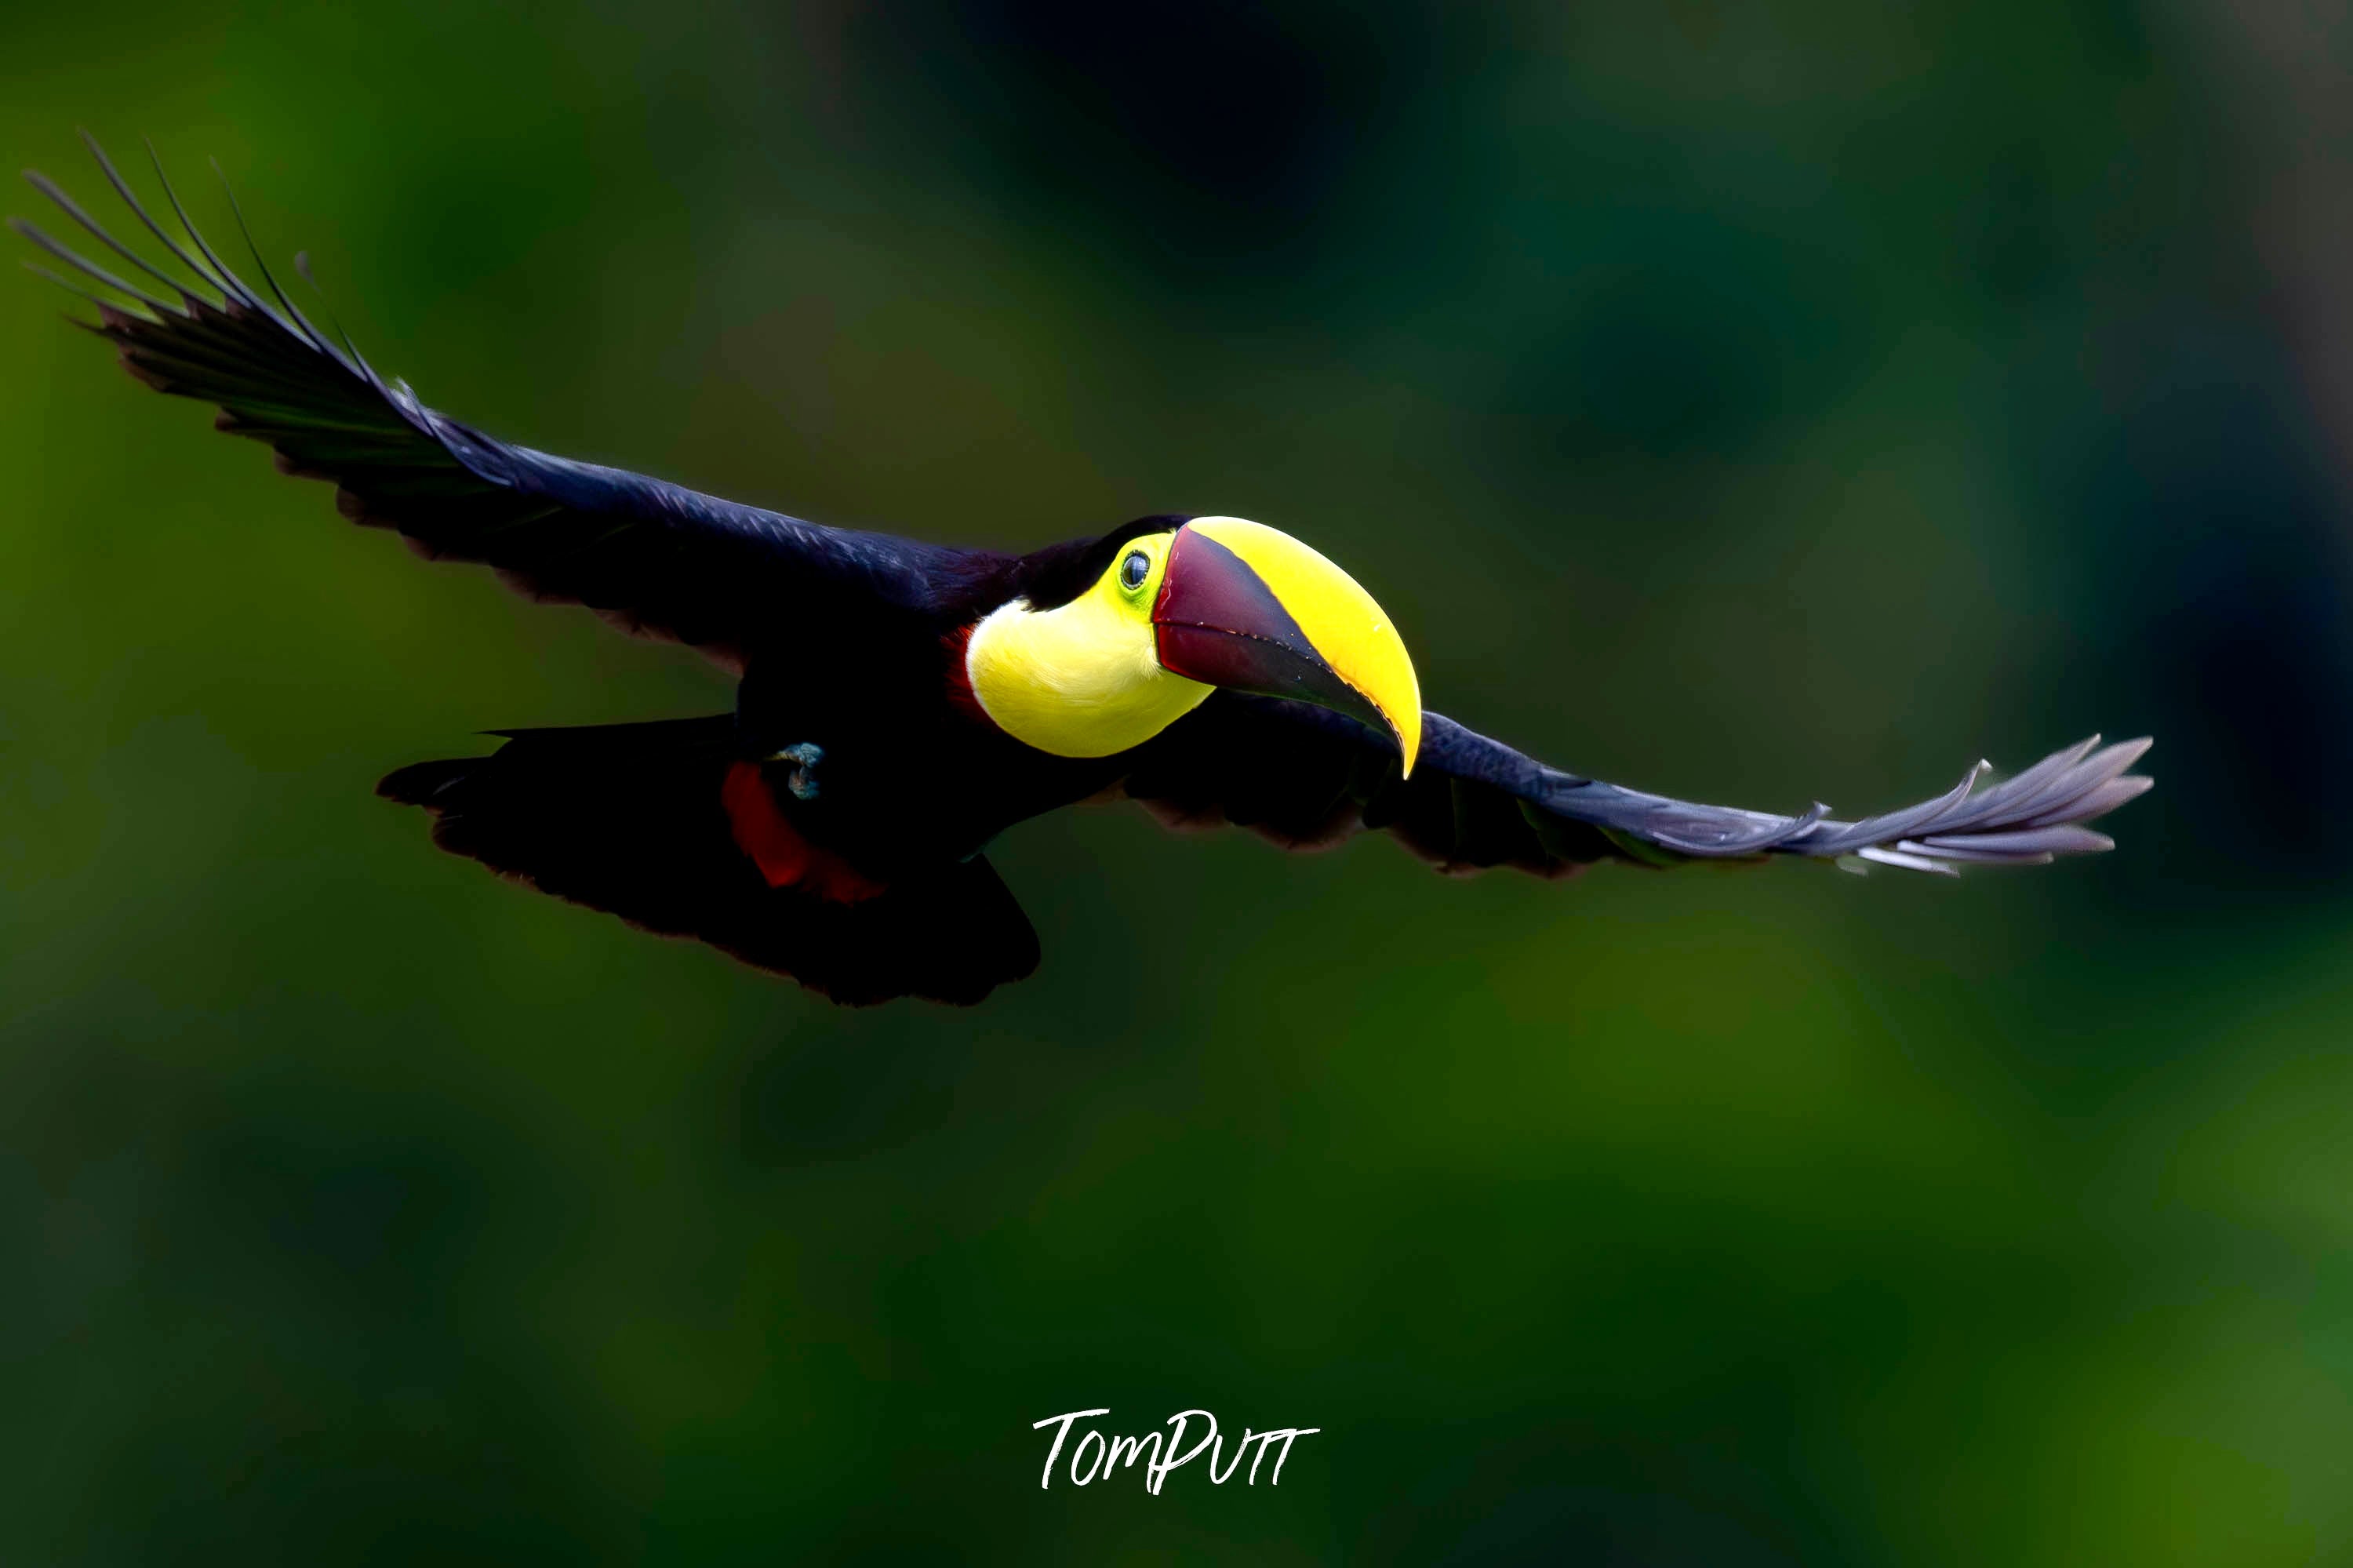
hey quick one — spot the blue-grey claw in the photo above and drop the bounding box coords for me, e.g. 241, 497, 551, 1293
771, 743, 824, 801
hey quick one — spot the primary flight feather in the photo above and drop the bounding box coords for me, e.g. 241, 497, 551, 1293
13, 138, 2155, 1003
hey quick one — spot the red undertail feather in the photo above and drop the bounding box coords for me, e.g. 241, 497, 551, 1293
721, 762, 887, 903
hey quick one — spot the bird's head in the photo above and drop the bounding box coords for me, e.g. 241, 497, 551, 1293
965, 515, 1423, 774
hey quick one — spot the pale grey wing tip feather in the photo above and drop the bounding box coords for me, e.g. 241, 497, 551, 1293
1793, 736, 2151, 872
1852, 846, 1965, 875
1567, 735, 2153, 875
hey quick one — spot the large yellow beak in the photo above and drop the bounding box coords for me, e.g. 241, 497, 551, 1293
1151, 516, 1423, 776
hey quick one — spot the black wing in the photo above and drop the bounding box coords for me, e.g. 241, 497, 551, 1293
13, 137, 992, 670
1122, 696, 2153, 877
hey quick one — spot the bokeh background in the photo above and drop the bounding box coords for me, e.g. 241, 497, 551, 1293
4, 1, 2349, 1561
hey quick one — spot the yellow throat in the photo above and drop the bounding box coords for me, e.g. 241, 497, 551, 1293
964, 537, 1211, 758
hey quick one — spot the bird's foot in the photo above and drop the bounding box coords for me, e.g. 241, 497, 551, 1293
770, 743, 824, 801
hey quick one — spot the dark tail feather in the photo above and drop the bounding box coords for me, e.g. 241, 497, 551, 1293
380, 717, 1039, 1006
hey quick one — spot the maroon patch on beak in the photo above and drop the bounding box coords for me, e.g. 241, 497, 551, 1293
1151, 529, 1316, 676
1151, 527, 1392, 736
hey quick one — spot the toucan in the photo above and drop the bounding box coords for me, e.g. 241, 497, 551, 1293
13, 141, 2155, 1003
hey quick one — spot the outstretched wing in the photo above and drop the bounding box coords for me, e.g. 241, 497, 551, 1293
13, 136, 994, 670
1122, 696, 2152, 877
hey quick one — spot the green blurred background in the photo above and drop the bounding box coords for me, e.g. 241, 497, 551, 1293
4, 0, 2349, 1561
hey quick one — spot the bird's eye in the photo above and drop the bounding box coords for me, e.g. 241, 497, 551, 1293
1120, 550, 1151, 591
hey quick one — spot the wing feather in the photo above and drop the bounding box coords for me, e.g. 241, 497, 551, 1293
1123, 695, 2151, 879
16, 139, 996, 670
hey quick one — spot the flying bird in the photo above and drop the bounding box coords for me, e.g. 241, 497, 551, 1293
13, 140, 2155, 1003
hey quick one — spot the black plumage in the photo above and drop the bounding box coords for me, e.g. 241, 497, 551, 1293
376, 719, 1038, 1006
15, 140, 2153, 1004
